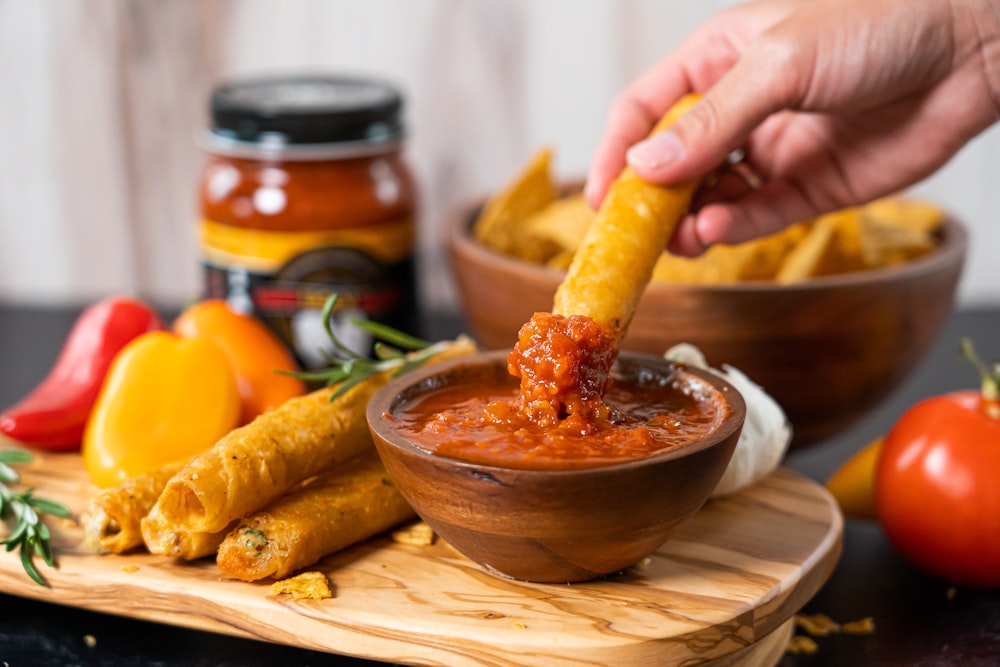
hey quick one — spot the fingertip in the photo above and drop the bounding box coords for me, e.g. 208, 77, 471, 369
692, 206, 738, 246
666, 214, 707, 257
695, 186, 810, 246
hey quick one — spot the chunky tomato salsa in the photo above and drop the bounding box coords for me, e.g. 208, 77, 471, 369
390, 313, 726, 470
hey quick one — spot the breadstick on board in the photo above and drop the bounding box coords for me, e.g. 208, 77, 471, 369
149, 338, 478, 535
81, 461, 186, 555
216, 452, 415, 582
140, 508, 232, 560
552, 93, 702, 332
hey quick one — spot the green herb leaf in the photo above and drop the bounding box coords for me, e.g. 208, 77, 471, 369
0, 450, 70, 586
285, 293, 448, 403
29, 496, 73, 518
0, 450, 34, 465
0, 463, 19, 484
352, 318, 431, 351
21, 544, 45, 586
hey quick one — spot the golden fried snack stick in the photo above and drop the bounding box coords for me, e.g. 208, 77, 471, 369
552, 94, 702, 332
81, 461, 185, 554
140, 508, 232, 560
216, 453, 415, 582
149, 338, 478, 535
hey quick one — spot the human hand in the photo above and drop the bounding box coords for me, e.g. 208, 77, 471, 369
586, 0, 1000, 255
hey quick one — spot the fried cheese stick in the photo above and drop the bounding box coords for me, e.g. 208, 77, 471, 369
146, 338, 478, 536
552, 94, 702, 333
81, 461, 185, 554
216, 452, 414, 581
140, 509, 232, 560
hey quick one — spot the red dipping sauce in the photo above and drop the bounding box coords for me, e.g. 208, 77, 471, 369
389, 359, 728, 471
387, 312, 728, 470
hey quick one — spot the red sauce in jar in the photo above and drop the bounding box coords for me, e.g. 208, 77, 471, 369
197, 74, 418, 366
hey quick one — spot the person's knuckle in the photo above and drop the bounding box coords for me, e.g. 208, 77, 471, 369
748, 29, 806, 105
679, 97, 724, 141
608, 95, 638, 126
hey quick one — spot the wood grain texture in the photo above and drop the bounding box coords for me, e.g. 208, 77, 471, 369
0, 451, 841, 666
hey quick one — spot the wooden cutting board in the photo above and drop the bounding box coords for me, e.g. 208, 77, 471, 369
0, 452, 841, 666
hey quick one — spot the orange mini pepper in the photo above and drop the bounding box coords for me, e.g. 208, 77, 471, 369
172, 299, 305, 424
83, 331, 241, 488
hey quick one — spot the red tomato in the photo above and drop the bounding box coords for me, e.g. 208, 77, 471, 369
875, 389, 1000, 588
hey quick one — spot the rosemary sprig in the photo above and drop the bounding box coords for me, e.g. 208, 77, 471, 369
0, 449, 72, 586
283, 294, 453, 401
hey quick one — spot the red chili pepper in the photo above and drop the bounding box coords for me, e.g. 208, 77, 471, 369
0, 296, 165, 451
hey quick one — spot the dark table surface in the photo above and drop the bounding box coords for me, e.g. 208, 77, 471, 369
0, 302, 998, 666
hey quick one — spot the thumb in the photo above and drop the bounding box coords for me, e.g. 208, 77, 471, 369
627, 43, 795, 184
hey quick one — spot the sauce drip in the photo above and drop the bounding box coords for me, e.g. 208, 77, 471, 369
503, 312, 620, 428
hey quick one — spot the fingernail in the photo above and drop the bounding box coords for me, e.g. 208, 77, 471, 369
627, 131, 684, 170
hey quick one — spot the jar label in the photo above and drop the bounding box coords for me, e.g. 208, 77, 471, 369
200, 217, 413, 271
200, 217, 417, 367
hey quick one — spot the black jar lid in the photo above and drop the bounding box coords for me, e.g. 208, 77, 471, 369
208, 74, 404, 148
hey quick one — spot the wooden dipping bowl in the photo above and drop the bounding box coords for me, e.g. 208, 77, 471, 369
447, 198, 967, 447
367, 350, 746, 584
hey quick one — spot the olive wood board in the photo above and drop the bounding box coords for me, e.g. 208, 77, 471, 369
0, 452, 842, 666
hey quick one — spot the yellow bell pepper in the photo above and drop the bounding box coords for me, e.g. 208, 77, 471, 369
825, 437, 883, 520
83, 331, 241, 488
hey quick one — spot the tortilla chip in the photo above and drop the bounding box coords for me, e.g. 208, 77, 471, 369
651, 223, 809, 285
733, 223, 811, 281
864, 197, 944, 234
546, 249, 577, 271
473, 148, 558, 259
392, 521, 436, 546
858, 199, 940, 267
522, 194, 596, 256
775, 219, 835, 283
860, 218, 936, 266
652, 246, 747, 284
270, 571, 333, 600
776, 211, 870, 282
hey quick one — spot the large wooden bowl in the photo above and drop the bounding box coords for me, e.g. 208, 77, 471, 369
367, 350, 745, 584
447, 203, 967, 447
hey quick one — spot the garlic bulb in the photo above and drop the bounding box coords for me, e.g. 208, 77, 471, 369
664, 344, 791, 496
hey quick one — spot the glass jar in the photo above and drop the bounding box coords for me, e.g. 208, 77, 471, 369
197, 74, 418, 366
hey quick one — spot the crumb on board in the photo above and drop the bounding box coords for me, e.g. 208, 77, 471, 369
121, 564, 140, 574
392, 521, 435, 546
795, 613, 875, 637
787, 612, 876, 656
512, 622, 527, 629
786, 634, 818, 655
841, 617, 876, 635
270, 571, 333, 600
795, 613, 840, 637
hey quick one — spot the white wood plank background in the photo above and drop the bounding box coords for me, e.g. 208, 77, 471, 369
1, 0, 997, 312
